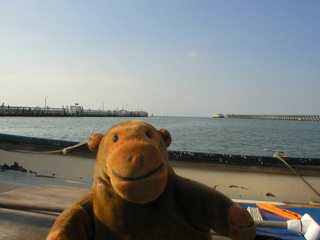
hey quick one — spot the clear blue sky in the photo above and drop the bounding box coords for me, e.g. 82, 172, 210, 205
1, 1, 319, 117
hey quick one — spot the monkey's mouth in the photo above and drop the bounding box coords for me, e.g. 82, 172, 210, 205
112, 163, 164, 181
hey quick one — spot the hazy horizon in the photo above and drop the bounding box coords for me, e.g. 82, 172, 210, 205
1, 1, 319, 117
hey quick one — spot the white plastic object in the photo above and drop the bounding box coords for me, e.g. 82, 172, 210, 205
302, 214, 320, 240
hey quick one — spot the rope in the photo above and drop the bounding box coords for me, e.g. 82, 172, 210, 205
274, 154, 320, 198
0, 140, 88, 155
61, 141, 88, 154
1, 132, 93, 155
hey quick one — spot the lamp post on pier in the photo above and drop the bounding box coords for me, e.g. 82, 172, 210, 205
45, 96, 49, 108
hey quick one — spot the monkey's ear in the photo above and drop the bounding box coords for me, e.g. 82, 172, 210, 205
87, 133, 104, 153
157, 129, 172, 148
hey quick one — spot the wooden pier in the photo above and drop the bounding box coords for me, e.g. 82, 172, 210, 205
225, 114, 319, 121
0, 105, 148, 117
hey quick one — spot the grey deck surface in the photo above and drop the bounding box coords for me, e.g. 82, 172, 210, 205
0, 185, 88, 208
1, 208, 58, 240
0, 183, 88, 240
0, 171, 231, 240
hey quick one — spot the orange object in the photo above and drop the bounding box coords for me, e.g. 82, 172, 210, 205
257, 203, 303, 220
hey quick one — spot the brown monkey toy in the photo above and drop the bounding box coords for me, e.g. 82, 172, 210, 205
47, 120, 256, 240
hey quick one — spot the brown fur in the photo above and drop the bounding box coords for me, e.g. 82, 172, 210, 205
47, 120, 256, 240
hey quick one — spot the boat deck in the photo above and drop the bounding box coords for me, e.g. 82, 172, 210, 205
0, 171, 88, 240
0, 171, 232, 240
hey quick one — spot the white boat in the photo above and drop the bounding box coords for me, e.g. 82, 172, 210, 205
212, 113, 225, 118
1, 133, 320, 239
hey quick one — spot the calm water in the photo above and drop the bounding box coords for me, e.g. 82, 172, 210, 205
0, 116, 319, 158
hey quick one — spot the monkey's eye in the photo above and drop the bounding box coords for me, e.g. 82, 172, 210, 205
146, 132, 152, 138
113, 135, 119, 142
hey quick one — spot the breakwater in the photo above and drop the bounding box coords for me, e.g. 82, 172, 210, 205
0, 105, 148, 117
226, 114, 319, 121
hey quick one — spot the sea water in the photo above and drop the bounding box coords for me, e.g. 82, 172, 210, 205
0, 116, 319, 158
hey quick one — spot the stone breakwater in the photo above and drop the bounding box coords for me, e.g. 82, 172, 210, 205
226, 114, 319, 121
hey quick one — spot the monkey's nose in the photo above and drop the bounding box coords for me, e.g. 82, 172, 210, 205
129, 154, 144, 166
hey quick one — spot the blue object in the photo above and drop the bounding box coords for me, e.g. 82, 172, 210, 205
240, 203, 320, 240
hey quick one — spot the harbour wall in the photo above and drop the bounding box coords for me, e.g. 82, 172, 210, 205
225, 114, 319, 121
0, 105, 148, 117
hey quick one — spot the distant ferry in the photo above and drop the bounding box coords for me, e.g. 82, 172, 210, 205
212, 113, 225, 118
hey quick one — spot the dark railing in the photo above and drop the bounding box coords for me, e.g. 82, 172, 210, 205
0, 133, 319, 168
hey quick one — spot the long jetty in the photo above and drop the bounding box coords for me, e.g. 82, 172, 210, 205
0, 105, 148, 117
225, 114, 319, 121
